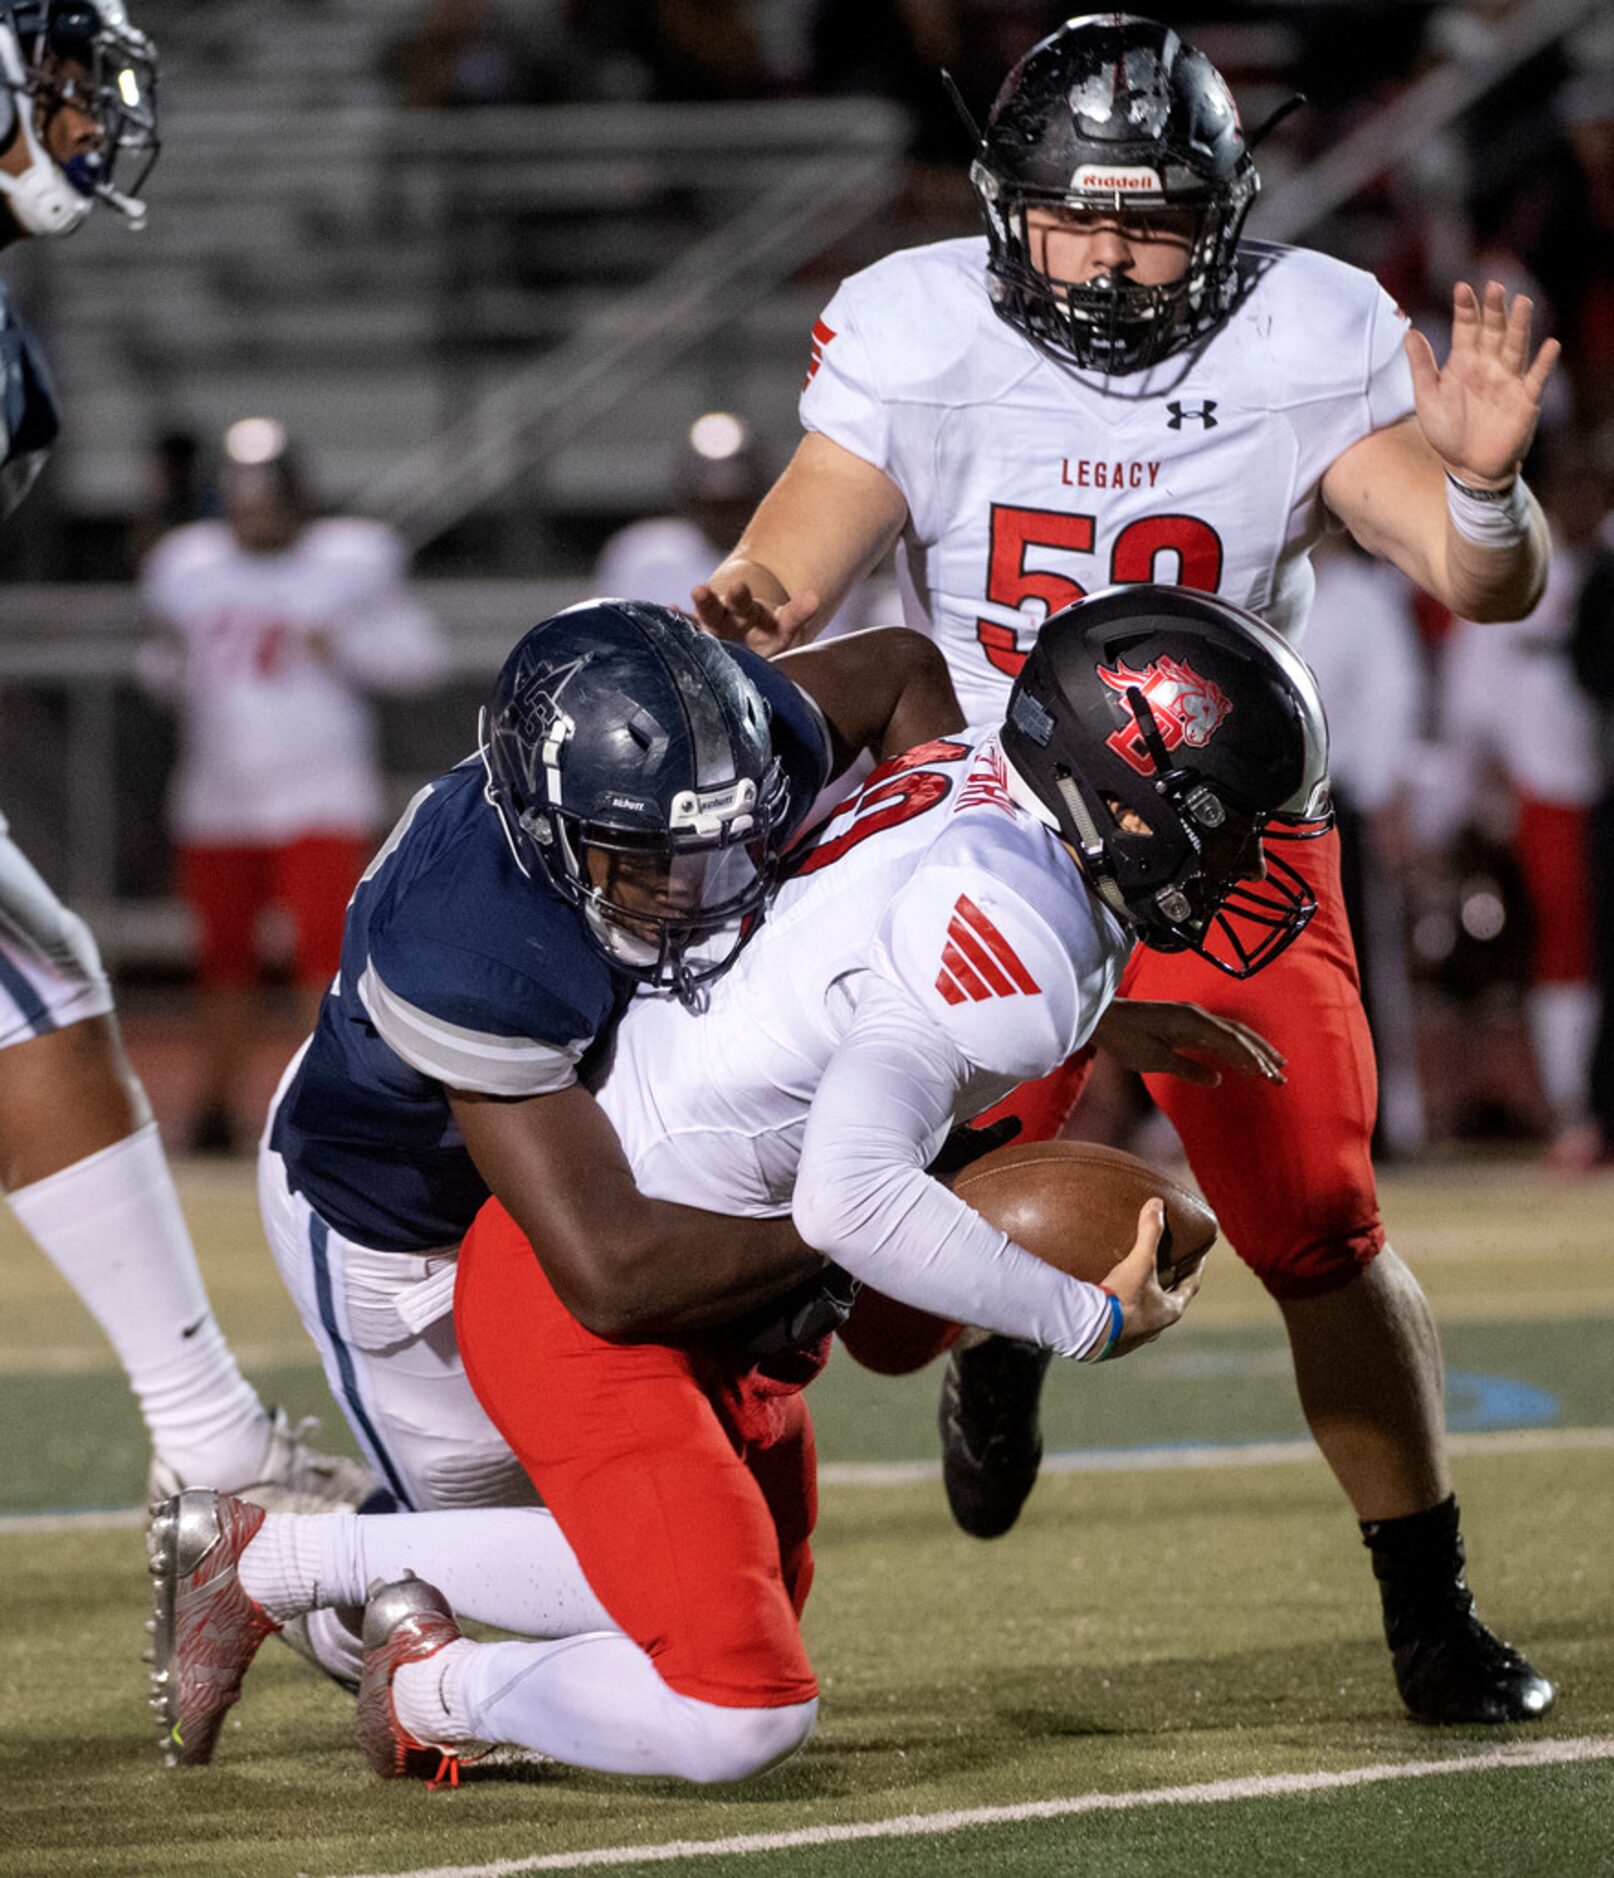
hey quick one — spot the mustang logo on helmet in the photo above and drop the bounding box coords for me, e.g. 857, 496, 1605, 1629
1098, 654, 1233, 774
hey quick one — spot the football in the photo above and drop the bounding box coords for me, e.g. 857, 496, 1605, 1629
951, 1140, 1218, 1290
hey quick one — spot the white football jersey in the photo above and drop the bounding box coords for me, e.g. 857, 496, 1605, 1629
1440, 537, 1600, 807
140, 518, 447, 843
801, 236, 1414, 725
595, 733, 1131, 1355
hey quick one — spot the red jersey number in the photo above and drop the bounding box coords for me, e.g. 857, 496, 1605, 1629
975, 508, 1225, 677
791, 740, 970, 879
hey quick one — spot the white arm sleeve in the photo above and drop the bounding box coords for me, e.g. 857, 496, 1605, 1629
793, 975, 1113, 1358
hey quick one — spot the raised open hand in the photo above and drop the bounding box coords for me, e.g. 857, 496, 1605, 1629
1405, 281, 1560, 489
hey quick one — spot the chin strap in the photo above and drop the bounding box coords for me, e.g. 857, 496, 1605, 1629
0, 142, 93, 236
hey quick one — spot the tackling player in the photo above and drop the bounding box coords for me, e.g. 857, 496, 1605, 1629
152, 585, 1325, 1784
0, 2, 370, 1510
692, 13, 1558, 1727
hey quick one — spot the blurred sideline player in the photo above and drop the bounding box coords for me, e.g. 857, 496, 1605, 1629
0, 2, 370, 1509
153, 586, 1315, 1783
1438, 443, 1603, 1165
693, 15, 1558, 1723
594, 409, 887, 641
140, 416, 447, 1154
1303, 539, 1427, 1158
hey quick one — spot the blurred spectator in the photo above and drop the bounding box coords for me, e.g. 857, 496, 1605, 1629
139, 419, 448, 1154
811, 0, 967, 162
1304, 537, 1429, 1157
1567, 428, 1614, 1160
647, 0, 768, 100
1553, 67, 1614, 426
384, 0, 558, 108
1438, 438, 1606, 1162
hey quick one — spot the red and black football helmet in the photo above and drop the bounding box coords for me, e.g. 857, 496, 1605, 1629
968, 13, 1258, 374
1000, 585, 1331, 977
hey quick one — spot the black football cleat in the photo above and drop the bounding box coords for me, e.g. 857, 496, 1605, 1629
1364, 1496, 1555, 1725
1388, 1614, 1556, 1725
938, 1335, 1053, 1539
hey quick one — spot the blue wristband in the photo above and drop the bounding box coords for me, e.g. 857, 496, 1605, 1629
1087, 1287, 1123, 1362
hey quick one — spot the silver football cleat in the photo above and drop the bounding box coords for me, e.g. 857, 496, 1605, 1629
146, 1488, 279, 1767
356, 1574, 468, 1784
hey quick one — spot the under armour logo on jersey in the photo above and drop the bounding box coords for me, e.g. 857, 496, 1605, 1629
1166, 400, 1218, 430
804, 318, 836, 389
936, 895, 1040, 1006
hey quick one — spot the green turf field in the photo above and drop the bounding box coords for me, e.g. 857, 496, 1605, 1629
2, 1159, 1611, 1878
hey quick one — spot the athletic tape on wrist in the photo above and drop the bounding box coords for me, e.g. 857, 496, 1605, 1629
1445, 472, 1530, 549
1085, 1286, 1125, 1363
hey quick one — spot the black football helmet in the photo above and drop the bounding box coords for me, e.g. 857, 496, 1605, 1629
969, 13, 1257, 374
0, 1, 159, 235
479, 599, 790, 1002
1000, 585, 1330, 977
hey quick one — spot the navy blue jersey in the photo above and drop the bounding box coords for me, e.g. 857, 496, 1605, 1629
0, 283, 61, 523
271, 644, 831, 1250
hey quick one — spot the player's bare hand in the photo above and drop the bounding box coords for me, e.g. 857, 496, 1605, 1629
690, 577, 822, 655
1091, 998, 1285, 1087
1405, 280, 1560, 489
1099, 1198, 1201, 1357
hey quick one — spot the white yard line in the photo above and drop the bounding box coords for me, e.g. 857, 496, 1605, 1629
7, 1424, 1612, 1536
329, 1736, 1614, 1878
816, 1423, 1614, 1487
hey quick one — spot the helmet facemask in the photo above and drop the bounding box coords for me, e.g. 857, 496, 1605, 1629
1039, 695, 1320, 979
974, 165, 1256, 375
0, 1, 159, 236
545, 768, 788, 1002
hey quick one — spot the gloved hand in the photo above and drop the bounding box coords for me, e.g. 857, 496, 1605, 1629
926, 1114, 1023, 1181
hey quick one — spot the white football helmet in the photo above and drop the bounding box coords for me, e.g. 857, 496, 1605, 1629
0, 1, 158, 237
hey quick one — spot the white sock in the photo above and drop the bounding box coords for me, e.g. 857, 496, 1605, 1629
1527, 982, 1598, 1124
240, 1506, 618, 1637
6, 1121, 268, 1485
397, 1631, 817, 1781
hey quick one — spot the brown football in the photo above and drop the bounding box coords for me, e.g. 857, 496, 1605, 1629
951, 1140, 1218, 1290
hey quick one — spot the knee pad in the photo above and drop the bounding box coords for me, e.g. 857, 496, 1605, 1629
419, 1440, 540, 1510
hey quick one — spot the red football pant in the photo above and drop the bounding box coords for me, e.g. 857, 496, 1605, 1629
838, 827, 1383, 1373
457, 1198, 820, 1710
180, 833, 369, 989
1119, 826, 1382, 1299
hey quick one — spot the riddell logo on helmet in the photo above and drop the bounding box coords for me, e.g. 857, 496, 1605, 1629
1071, 164, 1162, 193
1097, 656, 1233, 776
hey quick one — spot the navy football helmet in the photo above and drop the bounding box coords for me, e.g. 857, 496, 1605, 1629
480, 599, 790, 1001
1000, 585, 1330, 977
969, 13, 1257, 374
0, 1, 159, 236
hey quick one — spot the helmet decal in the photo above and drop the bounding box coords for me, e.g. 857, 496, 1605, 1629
1097, 655, 1233, 774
